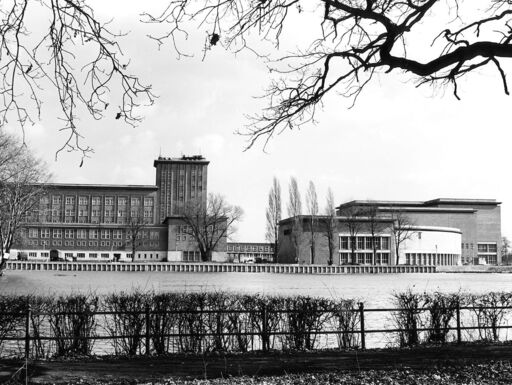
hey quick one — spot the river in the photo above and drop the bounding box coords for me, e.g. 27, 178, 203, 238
2, 271, 512, 307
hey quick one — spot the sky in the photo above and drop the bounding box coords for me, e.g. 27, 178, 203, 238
7, 1, 512, 242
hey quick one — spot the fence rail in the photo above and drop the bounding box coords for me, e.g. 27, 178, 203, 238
2, 302, 512, 358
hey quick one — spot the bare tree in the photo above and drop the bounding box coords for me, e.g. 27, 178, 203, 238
0, 131, 49, 271
287, 177, 302, 263
125, 207, 150, 262
181, 193, 243, 262
362, 206, 388, 265
0, 1, 154, 157
305, 181, 318, 264
501, 236, 510, 265
391, 211, 416, 265
145, 1, 512, 148
265, 177, 281, 263
323, 188, 336, 266
338, 206, 364, 264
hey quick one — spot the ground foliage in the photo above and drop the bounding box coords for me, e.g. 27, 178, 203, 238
18, 361, 512, 385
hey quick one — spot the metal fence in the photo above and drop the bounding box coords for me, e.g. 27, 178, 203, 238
1, 303, 512, 358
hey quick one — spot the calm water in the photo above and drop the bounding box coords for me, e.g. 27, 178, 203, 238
2, 271, 512, 307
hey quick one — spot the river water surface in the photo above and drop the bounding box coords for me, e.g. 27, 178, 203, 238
2, 271, 512, 307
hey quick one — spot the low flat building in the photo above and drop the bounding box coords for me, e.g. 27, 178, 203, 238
227, 242, 275, 263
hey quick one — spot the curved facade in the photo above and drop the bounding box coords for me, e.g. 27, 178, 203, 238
400, 226, 462, 266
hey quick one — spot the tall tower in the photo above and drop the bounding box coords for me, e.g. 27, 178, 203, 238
154, 155, 209, 222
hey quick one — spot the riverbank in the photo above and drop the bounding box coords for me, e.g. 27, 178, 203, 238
438, 265, 512, 273
3, 344, 512, 384
5, 261, 435, 274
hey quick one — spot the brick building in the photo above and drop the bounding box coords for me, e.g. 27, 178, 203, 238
278, 198, 501, 266
12, 156, 228, 263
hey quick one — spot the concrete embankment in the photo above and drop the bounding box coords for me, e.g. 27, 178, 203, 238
437, 265, 512, 273
5, 261, 436, 274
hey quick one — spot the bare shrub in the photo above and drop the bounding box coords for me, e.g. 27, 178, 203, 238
49, 294, 99, 357
391, 290, 423, 347
332, 299, 360, 349
469, 292, 512, 342
422, 292, 461, 344
283, 296, 333, 351
103, 291, 149, 355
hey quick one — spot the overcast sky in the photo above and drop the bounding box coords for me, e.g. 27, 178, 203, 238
9, 1, 512, 242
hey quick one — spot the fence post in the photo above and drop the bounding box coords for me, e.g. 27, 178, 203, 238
456, 302, 462, 344
358, 302, 366, 350
25, 305, 31, 359
145, 305, 151, 356
262, 304, 268, 352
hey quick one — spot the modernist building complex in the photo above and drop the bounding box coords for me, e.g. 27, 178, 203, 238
12, 156, 228, 263
278, 198, 501, 266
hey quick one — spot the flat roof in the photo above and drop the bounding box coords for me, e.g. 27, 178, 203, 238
337, 198, 500, 210
43, 183, 158, 190
154, 155, 209, 166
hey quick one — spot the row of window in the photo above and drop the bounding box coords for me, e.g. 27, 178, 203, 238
24, 239, 160, 248
339, 236, 391, 251
227, 245, 274, 252
183, 250, 201, 262
24, 251, 163, 260
34, 208, 154, 218
477, 243, 498, 253
27, 228, 160, 240
43, 196, 154, 206
339, 252, 390, 265
405, 253, 459, 266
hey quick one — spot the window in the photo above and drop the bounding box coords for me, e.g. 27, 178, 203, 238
478, 244, 487, 252
144, 197, 153, 206
65, 209, 74, 217
76, 229, 86, 239
65, 253, 73, 259
53, 229, 62, 238
381, 237, 390, 250
29, 252, 37, 258
65, 196, 75, 205
41, 228, 50, 238
79, 196, 88, 205
130, 210, 139, 217
64, 229, 74, 238
118, 197, 127, 206
365, 237, 373, 250
92, 210, 100, 217
105, 210, 112, 217
89, 253, 98, 258
131, 197, 140, 206
118, 210, 126, 217
105, 197, 114, 205
340, 236, 349, 250
101, 229, 110, 239
113, 230, 123, 239
101, 253, 109, 259
52, 196, 62, 205
40, 196, 49, 204
150, 231, 159, 240
144, 210, 152, 218
357, 237, 365, 250
41, 252, 49, 258
91, 197, 101, 205
89, 229, 98, 239
28, 228, 38, 238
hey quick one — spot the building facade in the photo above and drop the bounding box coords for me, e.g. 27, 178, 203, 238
227, 242, 275, 263
11, 156, 228, 263
278, 198, 501, 266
